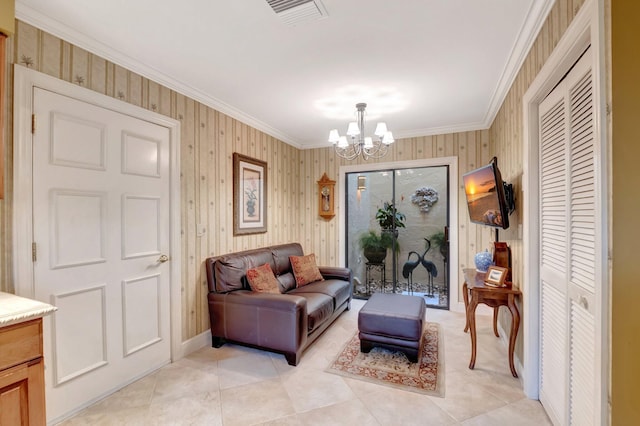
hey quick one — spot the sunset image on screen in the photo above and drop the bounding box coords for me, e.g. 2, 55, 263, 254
463, 165, 503, 227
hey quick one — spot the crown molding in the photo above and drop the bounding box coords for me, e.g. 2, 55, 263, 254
15, 2, 302, 149
482, 0, 556, 128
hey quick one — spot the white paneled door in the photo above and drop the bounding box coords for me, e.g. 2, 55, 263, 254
538, 47, 601, 425
31, 88, 172, 420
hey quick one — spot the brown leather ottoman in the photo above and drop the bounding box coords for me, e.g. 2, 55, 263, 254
358, 293, 426, 362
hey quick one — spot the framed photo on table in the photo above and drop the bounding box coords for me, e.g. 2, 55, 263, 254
233, 153, 267, 235
485, 265, 508, 287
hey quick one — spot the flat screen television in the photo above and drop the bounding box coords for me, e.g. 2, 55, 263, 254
462, 158, 512, 230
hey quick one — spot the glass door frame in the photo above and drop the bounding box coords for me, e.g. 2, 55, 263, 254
338, 157, 463, 313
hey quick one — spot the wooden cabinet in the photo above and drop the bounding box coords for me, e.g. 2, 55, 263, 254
0, 319, 46, 425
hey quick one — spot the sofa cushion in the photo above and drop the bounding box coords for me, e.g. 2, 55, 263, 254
271, 243, 303, 275
290, 254, 324, 287
290, 292, 333, 332
289, 279, 351, 309
277, 272, 297, 294
214, 248, 274, 292
246, 263, 280, 294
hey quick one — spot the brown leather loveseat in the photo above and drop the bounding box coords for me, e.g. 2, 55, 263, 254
205, 243, 352, 366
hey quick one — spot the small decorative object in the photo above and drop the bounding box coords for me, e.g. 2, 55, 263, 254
317, 172, 336, 219
474, 249, 493, 273
411, 187, 439, 212
485, 265, 508, 287
233, 153, 267, 235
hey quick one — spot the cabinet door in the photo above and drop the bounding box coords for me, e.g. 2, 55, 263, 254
0, 359, 45, 426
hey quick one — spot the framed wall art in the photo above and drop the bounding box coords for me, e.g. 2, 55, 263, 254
317, 172, 335, 219
484, 265, 508, 287
233, 153, 267, 235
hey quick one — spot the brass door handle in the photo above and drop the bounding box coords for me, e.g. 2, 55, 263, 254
158, 254, 169, 263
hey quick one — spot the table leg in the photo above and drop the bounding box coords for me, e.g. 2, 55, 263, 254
468, 298, 479, 370
492, 307, 500, 338
507, 294, 520, 378
463, 282, 470, 332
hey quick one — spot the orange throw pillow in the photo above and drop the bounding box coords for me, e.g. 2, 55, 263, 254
246, 263, 280, 294
290, 254, 324, 287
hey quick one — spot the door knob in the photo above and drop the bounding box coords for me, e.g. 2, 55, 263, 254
158, 254, 169, 263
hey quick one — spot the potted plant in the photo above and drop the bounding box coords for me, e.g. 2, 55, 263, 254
375, 202, 406, 235
358, 230, 394, 263
428, 230, 449, 262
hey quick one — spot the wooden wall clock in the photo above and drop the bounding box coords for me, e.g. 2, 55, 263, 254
317, 172, 336, 219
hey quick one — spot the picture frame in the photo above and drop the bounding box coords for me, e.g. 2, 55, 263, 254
233, 153, 267, 235
317, 172, 336, 219
485, 265, 508, 287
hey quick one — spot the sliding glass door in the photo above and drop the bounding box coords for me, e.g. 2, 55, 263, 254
346, 165, 449, 309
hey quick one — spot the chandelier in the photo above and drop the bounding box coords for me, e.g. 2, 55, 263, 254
328, 103, 395, 160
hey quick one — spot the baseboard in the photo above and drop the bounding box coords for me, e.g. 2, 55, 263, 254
178, 329, 212, 359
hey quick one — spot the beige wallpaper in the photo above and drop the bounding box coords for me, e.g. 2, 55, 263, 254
489, 0, 587, 354
1, 0, 587, 345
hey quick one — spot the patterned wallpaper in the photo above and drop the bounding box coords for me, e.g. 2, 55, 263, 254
1, 0, 587, 343
489, 0, 587, 354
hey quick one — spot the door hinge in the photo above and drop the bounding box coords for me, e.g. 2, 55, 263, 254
32, 242, 37, 262
31, 114, 36, 134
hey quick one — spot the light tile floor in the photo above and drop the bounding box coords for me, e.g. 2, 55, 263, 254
59, 299, 551, 425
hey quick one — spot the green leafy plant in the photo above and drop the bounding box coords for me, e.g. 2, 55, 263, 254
375, 202, 406, 230
428, 230, 448, 261
358, 230, 394, 251
358, 230, 399, 263
428, 231, 445, 248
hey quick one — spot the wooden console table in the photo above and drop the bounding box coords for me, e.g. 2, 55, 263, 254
462, 268, 521, 377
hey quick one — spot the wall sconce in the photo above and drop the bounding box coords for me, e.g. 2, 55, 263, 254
357, 176, 366, 191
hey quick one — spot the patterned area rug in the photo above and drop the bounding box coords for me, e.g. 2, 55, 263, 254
326, 322, 444, 397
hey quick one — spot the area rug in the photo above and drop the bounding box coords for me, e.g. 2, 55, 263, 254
326, 322, 444, 397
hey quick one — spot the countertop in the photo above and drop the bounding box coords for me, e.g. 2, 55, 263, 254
0, 291, 56, 327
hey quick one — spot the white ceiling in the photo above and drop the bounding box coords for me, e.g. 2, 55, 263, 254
16, 0, 553, 149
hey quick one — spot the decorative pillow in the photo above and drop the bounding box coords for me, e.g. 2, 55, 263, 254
246, 263, 280, 294
290, 254, 324, 287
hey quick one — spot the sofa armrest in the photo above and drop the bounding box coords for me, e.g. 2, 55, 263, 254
208, 291, 308, 354
318, 266, 352, 282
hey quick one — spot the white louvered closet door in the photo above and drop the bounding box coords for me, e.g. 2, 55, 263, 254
538, 47, 600, 426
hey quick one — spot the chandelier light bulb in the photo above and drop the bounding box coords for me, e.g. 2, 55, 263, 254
346, 122, 360, 137
364, 137, 373, 148
374, 122, 388, 137
328, 129, 340, 144
382, 131, 395, 145
337, 136, 349, 148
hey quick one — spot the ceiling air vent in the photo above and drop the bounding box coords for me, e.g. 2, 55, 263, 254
266, 0, 328, 26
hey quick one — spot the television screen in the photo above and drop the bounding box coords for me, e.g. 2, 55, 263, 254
462, 161, 510, 230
